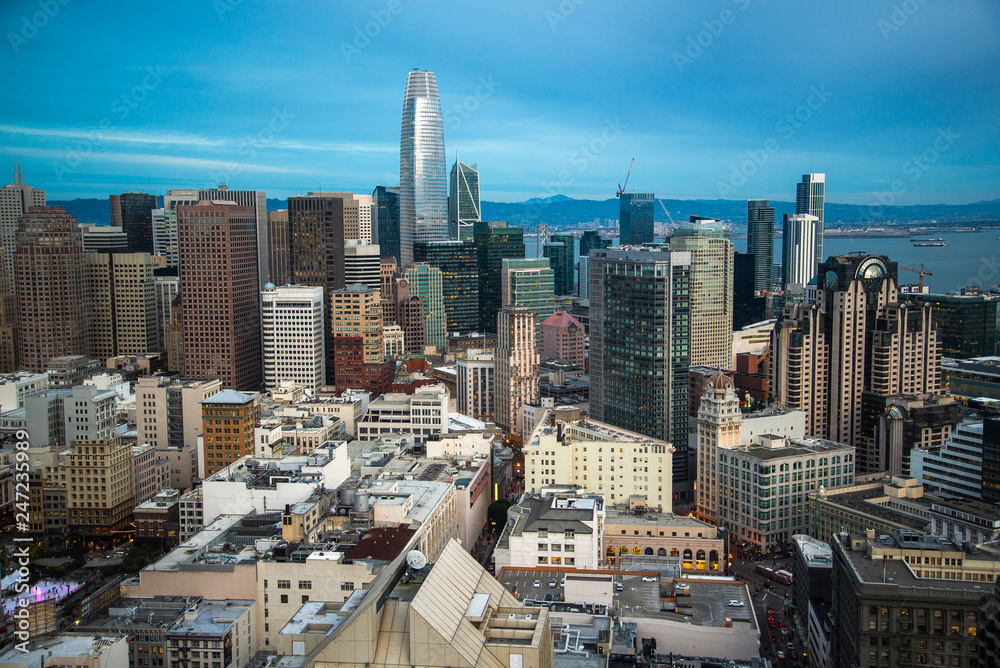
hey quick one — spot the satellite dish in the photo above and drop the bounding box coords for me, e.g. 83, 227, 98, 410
406, 550, 427, 570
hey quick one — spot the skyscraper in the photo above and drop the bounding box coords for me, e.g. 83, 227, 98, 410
110, 191, 158, 255
733, 252, 765, 329
84, 252, 158, 358
178, 200, 261, 391
161, 189, 200, 268
399, 69, 447, 266
344, 240, 382, 292
15, 206, 88, 372
494, 305, 538, 436
261, 284, 325, 392
669, 216, 733, 370
544, 233, 575, 295
402, 263, 446, 350
328, 284, 391, 395
501, 258, 555, 333
199, 185, 269, 288
414, 240, 479, 333
373, 185, 400, 266
449, 155, 480, 241
579, 230, 611, 301
781, 213, 818, 289
796, 173, 825, 274
475, 221, 524, 332
619, 192, 654, 246
588, 247, 691, 489
267, 209, 290, 286
746, 199, 774, 293
0, 165, 45, 294
457, 350, 494, 422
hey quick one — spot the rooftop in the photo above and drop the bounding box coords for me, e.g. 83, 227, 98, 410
279, 600, 349, 636
201, 388, 255, 405
0, 634, 126, 665
791, 534, 833, 566
166, 599, 254, 637
344, 526, 417, 562
815, 482, 929, 531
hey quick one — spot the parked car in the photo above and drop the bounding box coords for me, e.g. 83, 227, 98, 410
615, 582, 624, 592
642, 576, 657, 582
533, 580, 541, 588
544, 594, 553, 602
549, 579, 557, 588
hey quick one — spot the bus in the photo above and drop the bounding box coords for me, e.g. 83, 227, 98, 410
755, 565, 774, 578
772, 570, 793, 585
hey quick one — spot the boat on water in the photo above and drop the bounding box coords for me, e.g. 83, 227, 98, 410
914, 242, 947, 247
911, 237, 943, 242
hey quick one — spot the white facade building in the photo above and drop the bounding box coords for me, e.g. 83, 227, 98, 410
357, 383, 448, 443
261, 284, 325, 392
63, 385, 117, 446
782, 213, 818, 289
343, 241, 381, 292
494, 491, 605, 570
911, 421, 984, 499
457, 349, 495, 423
383, 324, 404, 359
0, 371, 48, 412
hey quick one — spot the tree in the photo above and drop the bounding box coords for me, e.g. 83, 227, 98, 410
29, 538, 48, 559
488, 500, 512, 532
121, 543, 157, 573
0, 544, 10, 574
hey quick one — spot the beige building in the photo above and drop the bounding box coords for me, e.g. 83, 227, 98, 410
604, 509, 726, 572
165, 599, 257, 668
494, 491, 605, 570
67, 438, 135, 543
132, 443, 170, 504
383, 323, 404, 359
523, 409, 675, 509
200, 389, 260, 477
495, 305, 538, 436
0, 167, 44, 293
357, 384, 448, 443
135, 374, 222, 449
456, 348, 495, 422
0, 634, 128, 668
84, 252, 158, 359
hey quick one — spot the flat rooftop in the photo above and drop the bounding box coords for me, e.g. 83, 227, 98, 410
817, 484, 929, 531
166, 599, 254, 637
0, 634, 125, 664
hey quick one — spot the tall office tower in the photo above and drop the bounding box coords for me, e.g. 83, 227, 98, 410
329, 284, 391, 395
985, 418, 1000, 504
619, 192, 655, 246
544, 233, 575, 295
670, 216, 733, 370
474, 221, 524, 332
353, 193, 375, 243
399, 69, 448, 266
177, 200, 261, 391
579, 230, 612, 259
402, 263, 446, 350
732, 252, 766, 330
199, 185, 269, 288
746, 199, 775, 293
588, 248, 692, 489
200, 389, 260, 477
796, 173, 825, 273
414, 240, 479, 333
165, 293, 184, 372
67, 438, 135, 544
387, 277, 425, 353
494, 305, 538, 436
373, 185, 401, 266
380, 257, 397, 302
0, 165, 45, 293
695, 375, 743, 524
110, 191, 158, 254
448, 155, 480, 241
154, 269, 179, 354
501, 258, 555, 334
540, 311, 585, 369
81, 224, 129, 253
85, 252, 158, 358
457, 350, 495, 422
161, 189, 200, 268
911, 293, 998, 358
0, 253, 16, 372
578, 256, 591, 300
267, 209, 290, 285
15, 207, 88, 372
261, 284, 325, 392
152, 208, 177, 265
344, 241, 382, 292
781, 213, 818, 289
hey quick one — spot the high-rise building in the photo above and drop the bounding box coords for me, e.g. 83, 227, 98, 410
540, 311, 585, 369
110, 191, 158, 254
380, 257, 397, 299
619, 192, 654, 246
329, 284, 391, 395
911, 293, 998, 359
151, 208, 177, 266
588, 247, 691, 489
161, 189, 200, 268
733, 252, 766, 330
544, 233, 575, 295
200, 389, 259, 477
344, 240, 382, 292
67, 438, 135, 544
373, 185, 400, 266
199, 185, 269, 289
782, 213, 818, 289
15, 206, 88, 372
475, 221, 524, 332
177, 200, 261, 391
796, 173, 825, 273
402, 263, 446, 350
349, 193, 375, 243
449, 155, 480, 241
414, 240, 479, 333
81, 224, 129, 254
457, 349, 494, 422
387, 277, 425, 354
267, 209, 290, 286
578, 231, 611, 301
746, 199, 774, 293
494, 305, 538, 435
399, 69, 447, 266
670, 216, 733, 370
261, 284, 325, 391
153, 269, 179, 355
0, 165, 44, 293
85, 252, 158, 358
501, 258, 555, 333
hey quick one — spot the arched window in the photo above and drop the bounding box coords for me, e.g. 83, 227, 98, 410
657, 548, 667, 557
644, 547, 654, 556
670, 548, 680, 557
632, 546, 642, 555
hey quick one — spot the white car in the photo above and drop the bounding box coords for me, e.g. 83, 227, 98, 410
727, 600, 745, 607
642, 576, 658, 582
549, 579, 557, 588
533, 580, 541, 588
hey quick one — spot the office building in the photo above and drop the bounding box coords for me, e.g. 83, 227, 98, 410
796, 173, 825, 272
474, 221, 524, 332
267, 209, 290, 285
153, 270, 179, 354
80, 224, 129, 254
864, 393, 959, 477
579, 230, 611, 301
0, 371, 48, 412
746, 199, 775, 293
151, 208, 178, 265
343, 240, 381, 292
67, 438, 135, 543
782, 213, 818, 289
386, 277, 425, 354
448, 155, 480, 241
544, 232, 575, 295
456, 349, 494, 422
670, 216, 734, 369
135, 374, 221, 452
15, 206, 88, 372
414, 240, 479, 333
588, 247, 691, 487
63, 384, 117, 445
401, 263, 446, 350
46, 354, 101, 388
911, 292, 998, 359
540, 311, 585, 369
84, 252, 158, 359
160, 189, 200, 268
619, 192, 654, 245
501, 258, 555, 331
985, 418, 1000, 504
329, 284, 391, 395
165, 599, 257, 668
373, 185, 400, 266
911, 421, 986, 499
199, 184, 269, 289
494, 305, 538, 435
0, 251, 14, 372
380, 257, 397, 298
200, 389, 260, 477
0, 165, 44, 293
383, 324, 404, 359
110, 191, 157, 254
982, 573, 1000, 668
177, 200, 261, 391
733, 252, 766, 329
357, 383, 449, 442
345, 192, 375, 243
493, 490, 605, 570
399, 69, 448, 266
261, 284, 325, 392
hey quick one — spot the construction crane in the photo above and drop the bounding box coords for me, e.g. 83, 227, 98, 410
616, 158, 635, 197
899, 264, 934, 292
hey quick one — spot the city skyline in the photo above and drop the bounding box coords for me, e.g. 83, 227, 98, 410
0, 2, 997, 205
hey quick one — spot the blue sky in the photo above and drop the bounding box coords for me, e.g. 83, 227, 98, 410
1, 0, 998, 204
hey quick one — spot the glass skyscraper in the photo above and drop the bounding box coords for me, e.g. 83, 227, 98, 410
796, 173, 825, 274
415, 240, 479, 333
448, 155, 480, 241
475, 221, 524, 332
746, 199, 774, 293
543, 233, 575, 295
399, 70, 448, 267
373, 185, 400, 266
619, 192, 654, 246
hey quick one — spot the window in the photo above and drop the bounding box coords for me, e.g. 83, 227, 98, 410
277, 580, 290, 589
280, 594, 288, 604
298, 581, 312, 590
340, 582, 354, 591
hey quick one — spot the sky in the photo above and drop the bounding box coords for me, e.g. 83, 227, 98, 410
1, 0, 998, 205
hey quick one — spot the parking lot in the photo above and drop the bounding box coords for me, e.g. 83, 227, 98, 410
497, 568, 653, 602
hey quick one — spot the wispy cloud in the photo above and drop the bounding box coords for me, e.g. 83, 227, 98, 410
0, 124, 225, 148
0, 145, 313, 174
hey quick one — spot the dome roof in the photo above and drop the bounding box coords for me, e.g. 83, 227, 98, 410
263, 282, 277, 291
707, 373, 735, 392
